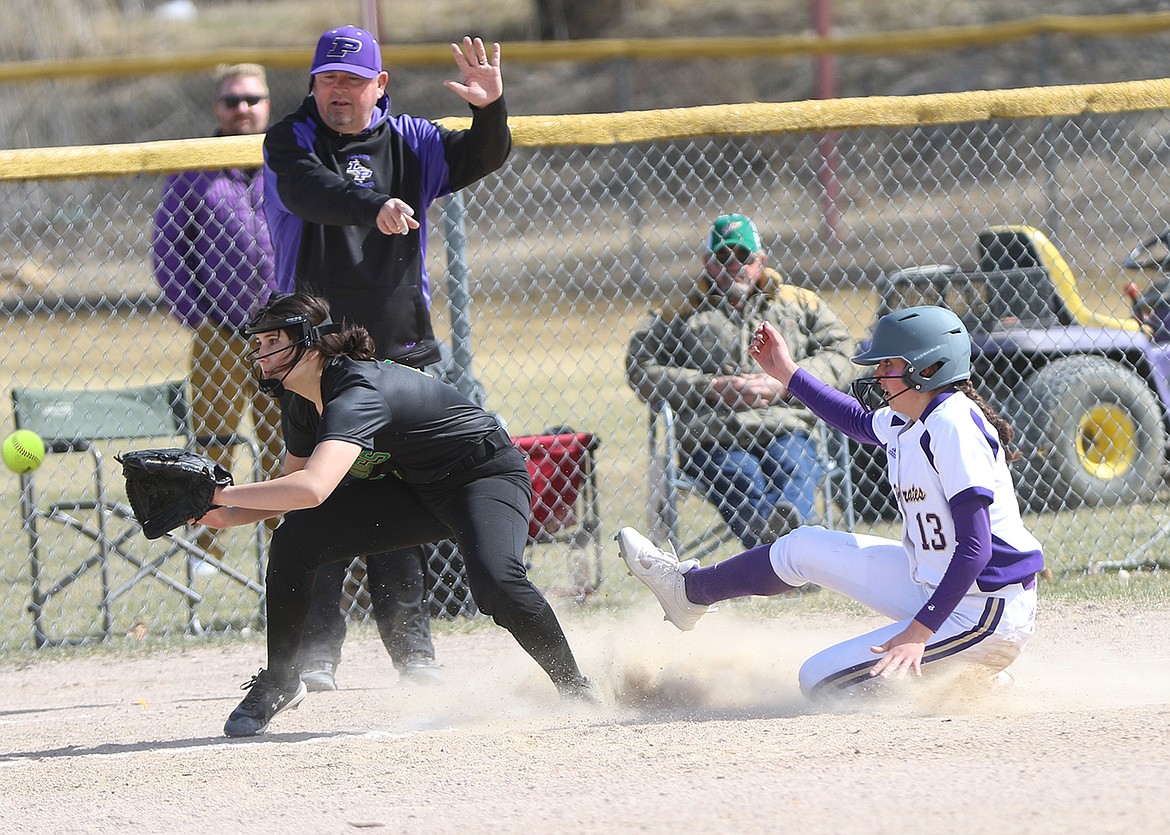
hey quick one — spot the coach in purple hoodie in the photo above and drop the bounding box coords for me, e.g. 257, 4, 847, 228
261, 25, 512, 691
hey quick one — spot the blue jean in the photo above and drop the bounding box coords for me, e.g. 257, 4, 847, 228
682, 431, 823, 548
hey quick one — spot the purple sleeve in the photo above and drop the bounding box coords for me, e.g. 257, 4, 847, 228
151, 173, 201, 329
915, 492, 993, 632
262, 117, 386, 229
786, 368, 880, 446
261, 159, 300, 295
383, 114, 449, 207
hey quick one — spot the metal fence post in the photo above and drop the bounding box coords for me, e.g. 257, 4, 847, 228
617, 150, 648, 296
441, 191, 477, 401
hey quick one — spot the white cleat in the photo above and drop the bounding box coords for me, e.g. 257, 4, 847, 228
616, 527, 709, 631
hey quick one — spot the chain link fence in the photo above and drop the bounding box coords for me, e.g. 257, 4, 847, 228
4, 80, 1170, 650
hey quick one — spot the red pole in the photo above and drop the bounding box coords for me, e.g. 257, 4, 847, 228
812, 0, 842, 246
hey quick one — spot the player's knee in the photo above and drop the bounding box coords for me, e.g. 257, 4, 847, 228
466, 573, 545, 622
768, 526, 817, 588
265, 520, 319, 594
797, 654, 829, 698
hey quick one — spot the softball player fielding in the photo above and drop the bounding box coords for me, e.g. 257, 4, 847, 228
619, 305, 1043, 697
200, 293, 593, 735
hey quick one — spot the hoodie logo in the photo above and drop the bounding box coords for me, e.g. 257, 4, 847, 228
345, 157, 374, 186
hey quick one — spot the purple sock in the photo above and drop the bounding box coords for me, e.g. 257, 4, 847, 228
683, 544, 795, 606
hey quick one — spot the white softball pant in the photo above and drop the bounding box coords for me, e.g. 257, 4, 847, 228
769, 526, 1037, 697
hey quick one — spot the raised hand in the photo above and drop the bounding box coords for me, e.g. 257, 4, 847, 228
444, 36, 503, 107
748, 321, 797, 384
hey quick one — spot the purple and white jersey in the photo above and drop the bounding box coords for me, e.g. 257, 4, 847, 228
871, 391, 1043, 595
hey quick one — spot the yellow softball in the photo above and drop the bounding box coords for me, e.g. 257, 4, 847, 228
2, 429, 46, 473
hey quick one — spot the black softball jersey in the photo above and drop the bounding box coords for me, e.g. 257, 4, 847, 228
282, 357, 508, 484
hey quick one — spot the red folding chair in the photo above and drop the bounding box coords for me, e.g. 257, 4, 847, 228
511, 429, 602, 602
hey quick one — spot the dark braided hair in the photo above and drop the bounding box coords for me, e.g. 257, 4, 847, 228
955, 380, 1020, 462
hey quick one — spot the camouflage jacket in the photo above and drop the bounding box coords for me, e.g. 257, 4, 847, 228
625, 267, 855, 451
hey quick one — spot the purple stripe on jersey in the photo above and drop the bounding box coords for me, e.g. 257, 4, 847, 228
919, 429, 936, 473
262, 164, 303, 294
263, 118, 321, 294
918, 390, 954, 420
810, 597, 1005, 696
968, 405, 1001, 459
385, 112, 450, 306
387, 112, 451, 202
916, 391, 958, 474
291, 116, 317, 151
788, 369, 880, 445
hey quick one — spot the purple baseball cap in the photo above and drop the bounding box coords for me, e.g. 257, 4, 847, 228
311, 25, 383, 78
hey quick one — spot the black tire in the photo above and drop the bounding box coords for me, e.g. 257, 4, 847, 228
1015, 356, 1166, 510
846, 438, 899, 521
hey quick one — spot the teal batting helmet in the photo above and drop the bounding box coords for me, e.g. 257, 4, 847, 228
852, 306, 971, 405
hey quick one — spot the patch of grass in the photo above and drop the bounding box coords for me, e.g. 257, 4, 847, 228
1039, 570, 1170, 605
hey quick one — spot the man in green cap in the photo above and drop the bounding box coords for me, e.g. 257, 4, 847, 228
626, 213, 855, 546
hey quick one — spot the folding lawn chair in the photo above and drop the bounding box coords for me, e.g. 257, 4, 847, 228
12, 381, 266, 647
646, 400, 855, 561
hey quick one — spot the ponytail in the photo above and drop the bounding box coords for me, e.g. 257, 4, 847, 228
317, 325, 376, 361
955, 380, 1020, 462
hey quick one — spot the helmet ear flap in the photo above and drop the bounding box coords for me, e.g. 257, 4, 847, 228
309, 318, 341, 344
906, 359, 952, 391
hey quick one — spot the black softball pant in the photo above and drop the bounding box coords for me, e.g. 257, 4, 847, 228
298, 546, 435, 671
263, 449, 584, 689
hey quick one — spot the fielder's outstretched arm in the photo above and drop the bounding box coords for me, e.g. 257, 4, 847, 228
199, 441, 361, 528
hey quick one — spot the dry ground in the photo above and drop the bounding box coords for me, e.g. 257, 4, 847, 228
1, 599, 1168, 834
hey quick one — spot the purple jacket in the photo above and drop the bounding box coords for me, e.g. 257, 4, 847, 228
152, 164, 276, 331
263, 94, 510, 367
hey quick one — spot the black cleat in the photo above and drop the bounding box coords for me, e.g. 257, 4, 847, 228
399, 655, 445, 686
557, 675, 602, 707
223, 668, 307, 737
299, 660, 338, 693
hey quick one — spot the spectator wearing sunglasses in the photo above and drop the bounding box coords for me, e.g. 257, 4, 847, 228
626, 213, 855, 547
151, 63, 284, 561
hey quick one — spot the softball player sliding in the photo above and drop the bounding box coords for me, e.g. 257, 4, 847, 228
619, 305, 1043, 697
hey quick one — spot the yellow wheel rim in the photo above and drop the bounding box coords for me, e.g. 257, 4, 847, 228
1075, 404, 1136, 479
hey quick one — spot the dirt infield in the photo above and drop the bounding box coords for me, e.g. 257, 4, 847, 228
2, 600, 1168, 834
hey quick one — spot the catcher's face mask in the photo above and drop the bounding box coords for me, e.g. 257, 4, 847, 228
242, 313, 340, 397
850, 358, 917, 413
